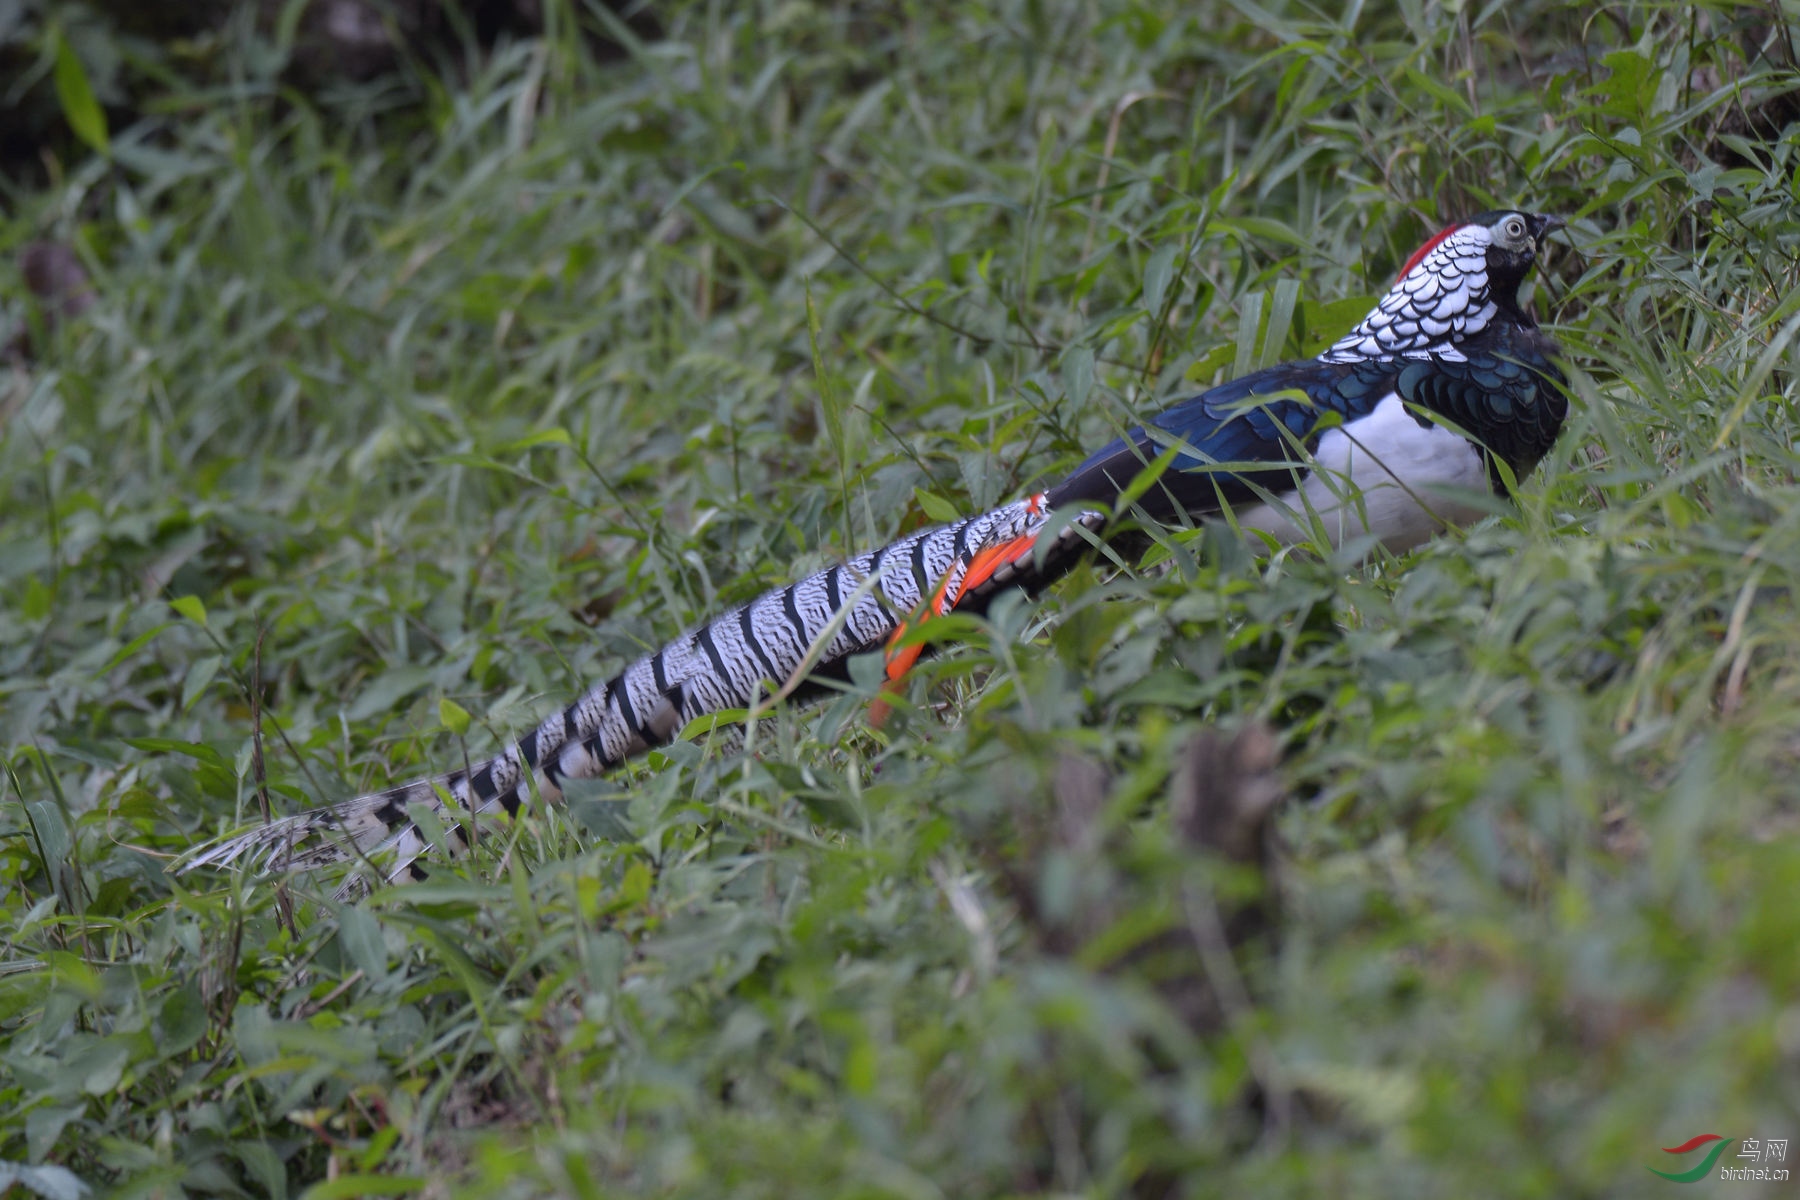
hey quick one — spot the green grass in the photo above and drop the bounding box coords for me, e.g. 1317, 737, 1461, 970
5, 1, 1800, 1195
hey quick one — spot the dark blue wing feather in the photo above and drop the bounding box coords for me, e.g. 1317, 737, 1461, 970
1045, 357, 1399, 519
1392, 332, 1566, 482
1044, 319, 1563, 521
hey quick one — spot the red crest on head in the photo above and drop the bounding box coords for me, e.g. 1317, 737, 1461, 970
1397, 223, 1464, 280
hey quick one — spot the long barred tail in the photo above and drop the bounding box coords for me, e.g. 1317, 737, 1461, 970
180, 494, 1107, 892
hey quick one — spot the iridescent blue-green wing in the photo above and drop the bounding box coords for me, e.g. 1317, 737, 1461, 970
1044, 358, 1400, 519
1393, 335, 1566, 481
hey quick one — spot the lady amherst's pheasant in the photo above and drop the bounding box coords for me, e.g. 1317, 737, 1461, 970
184, 209, 1566, 893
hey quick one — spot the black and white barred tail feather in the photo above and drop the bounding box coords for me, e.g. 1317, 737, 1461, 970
181, 494, 1108, 891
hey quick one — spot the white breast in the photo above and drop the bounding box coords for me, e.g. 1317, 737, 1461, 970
1234, 394, 1490, 553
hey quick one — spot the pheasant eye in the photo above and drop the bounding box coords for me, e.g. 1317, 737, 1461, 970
1504, 217, 1525, 240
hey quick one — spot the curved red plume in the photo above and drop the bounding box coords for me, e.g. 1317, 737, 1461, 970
1397, 223, 1464, 280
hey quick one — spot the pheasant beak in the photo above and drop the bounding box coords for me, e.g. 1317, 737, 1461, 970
1528, 213, 1566, 244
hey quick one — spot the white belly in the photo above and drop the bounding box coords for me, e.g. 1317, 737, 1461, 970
1234, 394, 1491, 553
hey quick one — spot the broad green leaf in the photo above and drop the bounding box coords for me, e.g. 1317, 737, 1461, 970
1300, 294, 1381, 352
844, 1038, 878, 1096
335, 905, 391, 988
914, 488, 962, 523
1143, 243, 1177, 315
94, 622, 175, 678
503, 427, 574, 452
0, 1159, 92, 1200
180, 654, 222, 712
52, 31, 108, 155
1063, 344, 1095, 407
1233, 290, 1264, 380
122, 737, 229, 769
169, 595, 207, 625
1260, 277, 1300, 369
1186, 341, 1236, 383
617, 860, 652, 908
439, 696, 472, 735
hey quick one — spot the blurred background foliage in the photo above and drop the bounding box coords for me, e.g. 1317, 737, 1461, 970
4, 0, 1800, 1196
